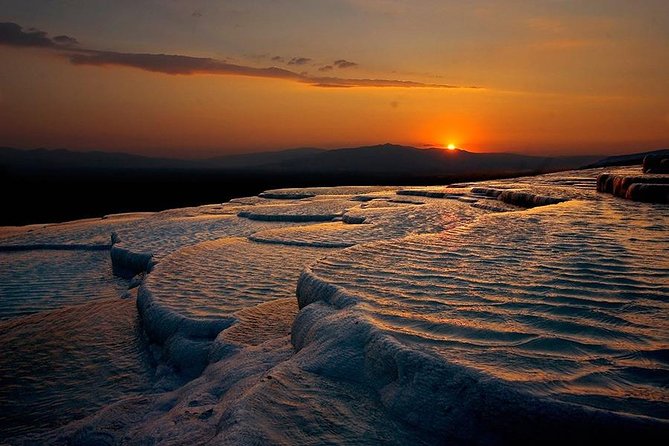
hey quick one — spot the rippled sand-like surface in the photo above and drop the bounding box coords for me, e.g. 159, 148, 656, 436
2, 167, 667, 444
146, 238, 330, 319
0, 214, 144, 246
0, 297, 154, 438
0, 250, 127, 319
307, 197, 669, 419
251, 198, 486, 247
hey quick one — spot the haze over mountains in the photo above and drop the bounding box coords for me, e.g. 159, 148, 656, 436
1, 144, 619, 175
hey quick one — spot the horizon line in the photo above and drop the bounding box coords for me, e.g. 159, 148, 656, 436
2, 142, 668, 161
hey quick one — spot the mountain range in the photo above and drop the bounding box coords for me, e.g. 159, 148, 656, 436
2, 144, 666, 226
0, 143, 630, 176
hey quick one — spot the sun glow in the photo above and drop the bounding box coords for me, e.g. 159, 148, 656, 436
446, 143, 457, 150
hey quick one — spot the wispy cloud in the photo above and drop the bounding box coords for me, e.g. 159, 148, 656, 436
0, 22, 481, 90
68, 50, 301, 78
318, 59, 358, 72
334, 59, 358, 69
67, 50, 471, 88
287, 57, 311, 66
53, 35, 79, 46
0, 22, 77, 48
309, 77, 462, 88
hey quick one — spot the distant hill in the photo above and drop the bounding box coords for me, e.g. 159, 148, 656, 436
261, 143, 599, 175
0, 144, 602, 176
582, 148, 669, 169
206, 147, 325, 168
0, 144, 652, 226
0, 146, 327, 171
0, 147, 188, 171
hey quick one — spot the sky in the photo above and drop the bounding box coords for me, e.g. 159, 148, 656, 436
1, 0, 668, 158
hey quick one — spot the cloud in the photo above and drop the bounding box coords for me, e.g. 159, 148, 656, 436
0, 22, 68, 48
288, 57, 311, 66
68, 50, 301, 79
1, 22, 482, 90
319, 59, 359, 72
271, 55, 284, 62
333, 59, 358, 69
67, 50, 472, 88
309, 77, 464, 89
0, 22, 78, 48
66, 50, 472, 88
53, 35, 79, 46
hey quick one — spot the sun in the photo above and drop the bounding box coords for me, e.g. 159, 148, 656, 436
446, 143, 457, 150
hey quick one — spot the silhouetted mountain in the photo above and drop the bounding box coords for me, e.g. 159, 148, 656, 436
264, 144, 599, 175
0, 146, 325, 171
582, 148, 669, 169
206, 147, 325, 168
0, 144, 647, 226
0, 147, 188, 171
0, 144, 600, 176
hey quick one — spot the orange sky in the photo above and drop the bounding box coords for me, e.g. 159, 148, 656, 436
1, 1, 668, 157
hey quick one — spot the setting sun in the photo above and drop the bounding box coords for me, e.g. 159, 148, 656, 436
447, 144, 457, 150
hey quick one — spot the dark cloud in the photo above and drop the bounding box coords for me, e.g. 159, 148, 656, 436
288, 57, 311, 66
2, 22, 481, 90
271, 55, 284, 62
53, 35, 79, 46
334, 59, 358, 69
67, 50, 468, 88
0, 22, 56, 47
192, 10, 203, 18
68, 50, 301, 80
0, 22, 78, 48
309, 77, 463, 88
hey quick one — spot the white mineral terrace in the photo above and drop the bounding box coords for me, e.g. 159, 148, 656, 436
1, 167, 667, 444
